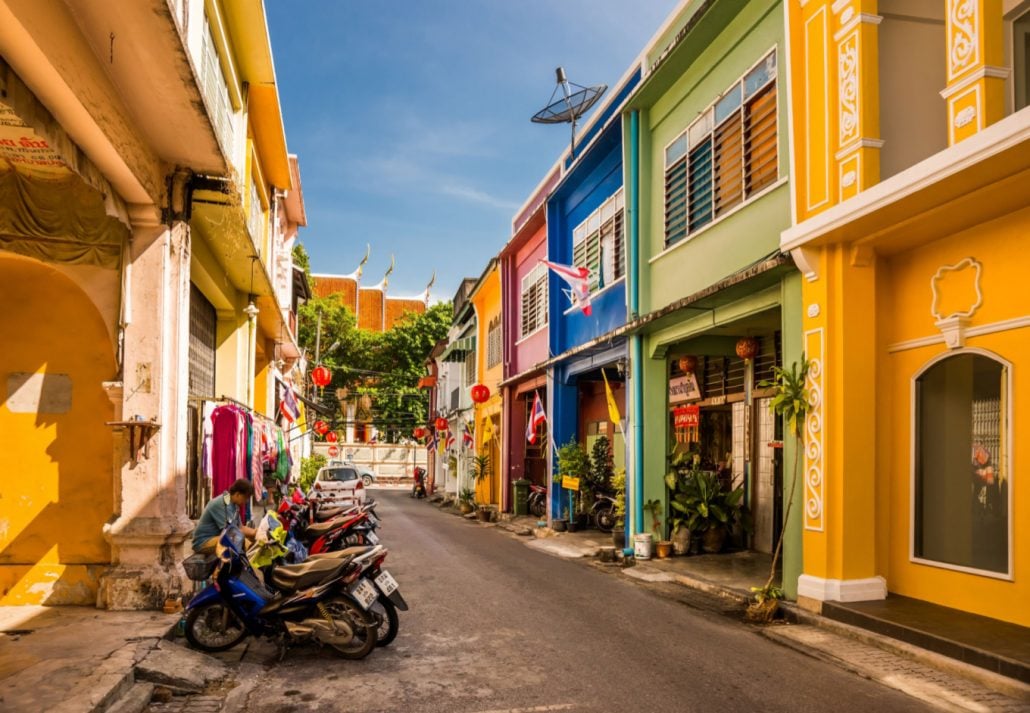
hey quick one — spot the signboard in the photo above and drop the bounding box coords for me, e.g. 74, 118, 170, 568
673, 405, 700, 428
327, 445, 339, 458
669, 373, 701, 404
561, 475, 580, 491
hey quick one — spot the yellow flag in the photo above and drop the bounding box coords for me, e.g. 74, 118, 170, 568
602, 369, 621, 427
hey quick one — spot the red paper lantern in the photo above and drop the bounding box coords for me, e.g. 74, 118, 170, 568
677, 355, 698, 374
413, 426, 427, 440
327, 445, 339, 457
470, 383, 490, 404
434, 416, 448, 431
325, 431, 338, 443
735, 337, 760, 361
311, 365, 332, 388
313, 420, 329, 435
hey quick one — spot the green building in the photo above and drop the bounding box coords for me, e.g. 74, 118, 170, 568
622, 0, 804, 596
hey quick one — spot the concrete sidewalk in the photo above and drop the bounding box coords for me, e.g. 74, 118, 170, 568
496, 522, 1030, 710
0, 605, 180, 712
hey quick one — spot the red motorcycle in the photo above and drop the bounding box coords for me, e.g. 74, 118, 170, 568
277, 491, 381, 554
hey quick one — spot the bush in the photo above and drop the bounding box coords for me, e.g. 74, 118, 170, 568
298, 454, 327, 493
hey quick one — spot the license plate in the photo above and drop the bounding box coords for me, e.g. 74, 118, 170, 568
374, 570, 398, 597
365, 530, 380, 545
349, 578, 378, 610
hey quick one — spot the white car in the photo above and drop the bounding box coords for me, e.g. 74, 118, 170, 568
310, 464, 368, 504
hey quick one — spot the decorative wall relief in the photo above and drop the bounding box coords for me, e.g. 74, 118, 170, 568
804, 328, 824, 532
931, 257, 983, 348
838, 33, 859, 147
948, 0, 979, 80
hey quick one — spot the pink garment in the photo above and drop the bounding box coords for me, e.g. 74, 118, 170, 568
211, 405, 246, 495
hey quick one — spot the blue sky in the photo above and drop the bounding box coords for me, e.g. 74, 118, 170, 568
266, 1, 679, 302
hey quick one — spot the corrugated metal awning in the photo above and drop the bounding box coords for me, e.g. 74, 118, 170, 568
439, 336, 475, 363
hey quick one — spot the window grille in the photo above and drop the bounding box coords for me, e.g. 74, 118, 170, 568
487, 317, 501, 368
664, 49, 777, 247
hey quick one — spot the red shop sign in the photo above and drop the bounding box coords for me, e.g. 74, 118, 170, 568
673, 405, 700, 428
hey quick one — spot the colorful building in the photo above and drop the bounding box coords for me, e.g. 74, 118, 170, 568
469, 260, 504, 507
0, 0, 303, 608
622, 0, 803, 592
499, 165, 561, 512
784, 0, 1030, 624
542, 67, 644, 522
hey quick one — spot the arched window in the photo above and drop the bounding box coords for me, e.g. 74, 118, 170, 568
914, 352, 1009, 576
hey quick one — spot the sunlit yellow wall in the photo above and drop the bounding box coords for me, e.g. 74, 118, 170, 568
879, 209, 1029, 626
471, 265, 502, 505
0, 255, 115, 604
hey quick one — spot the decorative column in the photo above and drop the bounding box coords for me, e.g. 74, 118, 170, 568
97, 203, 194, 610
833, 0, 883, 203
942, 0, 1007, 144
797, 244, 885, 606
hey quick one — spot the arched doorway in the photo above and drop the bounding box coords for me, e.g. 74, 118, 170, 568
0, 255, 116, 604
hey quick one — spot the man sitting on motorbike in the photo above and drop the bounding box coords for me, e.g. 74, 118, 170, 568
192, 479, 258, 554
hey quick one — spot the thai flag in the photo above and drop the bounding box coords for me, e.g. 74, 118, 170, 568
541, 259, 592, 316
526, 390, 546, 444
446, 432, 455, 451
462, 421, 474, 449
368, 430, 378, 445
279, 381, 300, 423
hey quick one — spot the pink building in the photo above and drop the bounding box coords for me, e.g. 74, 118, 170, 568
499, 165, 561, 510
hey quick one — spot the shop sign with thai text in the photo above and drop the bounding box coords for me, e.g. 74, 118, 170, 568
673, 405, 700, 428
561, 475, 580, 491
669, 373, 701, 404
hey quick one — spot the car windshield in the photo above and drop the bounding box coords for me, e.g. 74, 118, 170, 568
322, 467, 357, 482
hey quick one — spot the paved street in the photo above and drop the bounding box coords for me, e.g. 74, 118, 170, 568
172, 490, 932, 713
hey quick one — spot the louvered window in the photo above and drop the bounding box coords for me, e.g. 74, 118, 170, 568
520, 263, 548, 339
663, 49, 777, 247
571, 189, 625, 292
188, 285, 217, 397
487, 317, 501, 368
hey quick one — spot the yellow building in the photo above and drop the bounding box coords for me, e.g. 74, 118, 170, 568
0, 0, 301, 608
784, 0, 1029, 626
470, 260, 503, 507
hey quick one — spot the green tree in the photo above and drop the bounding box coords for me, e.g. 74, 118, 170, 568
296, 293, 451, 443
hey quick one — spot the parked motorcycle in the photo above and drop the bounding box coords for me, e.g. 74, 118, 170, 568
183, 526, 378, 659
410, 467, 427, 499
527, 483, 547, 518
308, 543, 408, 647
591, 491, 617, 533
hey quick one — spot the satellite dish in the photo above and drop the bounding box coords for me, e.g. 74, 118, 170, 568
531, 67, 607, 153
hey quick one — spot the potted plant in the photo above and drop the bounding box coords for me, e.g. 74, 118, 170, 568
555, 439, 591, 531
642, 498, 665, 558
458, 488, 475, 515
611, 468, 627, 549
671, 467, 745, 554
666, 452, 697, 555
749, 359, 811, 623
469, 453, 492, 519
552, 506, 569, 532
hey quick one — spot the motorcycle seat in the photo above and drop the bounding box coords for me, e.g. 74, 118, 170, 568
314, 505, 353, 521
306, 546, 372, 561
270, 558, 349, 592
303, 517, 348, 537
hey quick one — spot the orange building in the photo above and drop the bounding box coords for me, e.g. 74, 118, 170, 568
312, 254, 430, 332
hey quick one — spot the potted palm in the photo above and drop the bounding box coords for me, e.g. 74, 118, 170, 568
470, 453, 492, 521
748, 359, 811, 623
458, 488, 475, 515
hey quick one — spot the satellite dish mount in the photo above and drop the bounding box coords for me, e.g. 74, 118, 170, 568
531, 67, 607, 154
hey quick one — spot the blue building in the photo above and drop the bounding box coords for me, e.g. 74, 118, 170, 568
543, 66, 642, 521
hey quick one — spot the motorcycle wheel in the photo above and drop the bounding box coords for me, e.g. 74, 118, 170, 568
321, 595, 378, 659
184, 602, 248, 652
593, 506, 616, 533
529, 497, 546, 518
370, 596, 399, 647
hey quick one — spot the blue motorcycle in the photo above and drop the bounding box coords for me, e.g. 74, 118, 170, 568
183, 526, 378, 659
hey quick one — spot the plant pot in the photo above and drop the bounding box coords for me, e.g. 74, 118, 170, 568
612, 529, 626, 550
459, 502, 474, 515
552, 518, 568, 532
671, 526, 690, 555
689, 535, 702, 555
746, 598, 780, 624
702, 525, 727, 554
477, 507, 491, 522
655, 540, 673, 559
567, 520, 580, 532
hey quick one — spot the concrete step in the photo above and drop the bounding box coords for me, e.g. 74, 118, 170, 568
103, 683, 154, 713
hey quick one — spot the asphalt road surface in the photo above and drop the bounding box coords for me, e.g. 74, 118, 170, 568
221, 490, 930, 713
